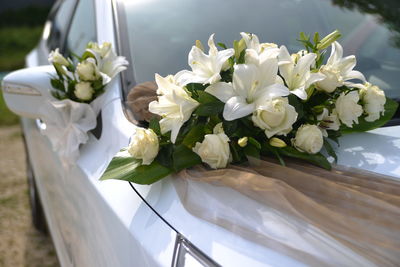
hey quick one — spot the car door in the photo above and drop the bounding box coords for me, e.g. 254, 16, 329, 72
22, 0, 103, 265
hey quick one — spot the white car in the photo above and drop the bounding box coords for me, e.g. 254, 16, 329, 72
2, 0, 400, 266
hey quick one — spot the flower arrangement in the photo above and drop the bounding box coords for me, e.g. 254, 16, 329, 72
48, 42, 128, 102
101, 30, 398, 184
42, 42, 128, 167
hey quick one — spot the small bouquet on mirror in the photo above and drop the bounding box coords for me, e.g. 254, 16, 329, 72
101, 30, 398, 184
42, 42, 128, 167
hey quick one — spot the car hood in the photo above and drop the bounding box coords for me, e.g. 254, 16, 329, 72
132, 125, 400, 267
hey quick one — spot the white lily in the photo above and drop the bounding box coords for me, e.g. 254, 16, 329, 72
317, 108, 340, 137
316, 41, 365, 93
176, 34, 234, 85
240, 32, 280, 65
278, 46, 325, 100
148, 74, 199, 143
206, 59, 289, 121
86, 42, 129, 85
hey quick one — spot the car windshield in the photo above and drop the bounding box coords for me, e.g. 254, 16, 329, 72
119, 0, 400, 99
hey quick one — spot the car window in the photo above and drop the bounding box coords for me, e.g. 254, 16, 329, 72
65, 0, 97, 57
46, 0, 77, 52
120, 0, 400, 100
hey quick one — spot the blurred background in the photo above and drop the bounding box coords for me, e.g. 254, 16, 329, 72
0, 1, 59, 266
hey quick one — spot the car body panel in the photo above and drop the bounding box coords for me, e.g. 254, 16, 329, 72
15, 0, 400, 266
130, 126, 400, 267
21, 1, 177, 266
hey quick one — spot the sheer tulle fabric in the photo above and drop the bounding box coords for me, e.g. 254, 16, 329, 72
174, 159, 400, 266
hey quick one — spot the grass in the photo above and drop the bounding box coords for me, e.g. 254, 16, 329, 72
0, 90, 19, 126
0, 26, 43, 71
0, 25, 43, 126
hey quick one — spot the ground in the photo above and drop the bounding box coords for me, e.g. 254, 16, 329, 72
0, 125, 59, 267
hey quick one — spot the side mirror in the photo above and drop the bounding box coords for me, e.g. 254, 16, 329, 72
1, 65, 55, 118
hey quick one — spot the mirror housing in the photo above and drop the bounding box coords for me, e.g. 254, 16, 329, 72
1, 65, 55, 118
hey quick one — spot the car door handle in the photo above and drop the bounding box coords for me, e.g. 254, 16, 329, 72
35, 118, 47, 130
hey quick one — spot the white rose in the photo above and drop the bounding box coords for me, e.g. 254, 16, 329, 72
293, 124, 323, 154
316, 65, 343, 93
128, 128, 159, 165
360, 82, 386, 122
76, 58, 100, 81
252, 97, 298, 138
48, 48, 69, 66
335, 91, 363, 127
148, 74, 199, 143
192, 125, 230, 169
74, 82, 94, 101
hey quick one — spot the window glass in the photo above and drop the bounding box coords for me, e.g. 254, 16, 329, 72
65, 0, 97, 56
46, 0, 76, 51
121, 0, 400, 99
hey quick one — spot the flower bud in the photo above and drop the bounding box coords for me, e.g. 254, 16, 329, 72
234, 38, 246, 60
48, 48, 70, 66
195, 40, 205, 52
317, 30, 341, 50
269, 137, 287, 148
238, 137, 248, 147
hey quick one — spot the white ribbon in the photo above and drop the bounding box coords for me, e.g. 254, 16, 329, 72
39, 99, 97, 168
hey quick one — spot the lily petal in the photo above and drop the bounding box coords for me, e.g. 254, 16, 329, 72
205, 82, 236, 103
232, 64, 259, 99
338, 55, 356, 76
259, 57, 279, 86
256, 83, 290, 103
223, 96, 255, 121
293, 53, 316, 82
327, 41, 343, 65
290, 87, 307, 100
240, 32, 261, 52
305, 72, 326, 88
345, 70, 366, 82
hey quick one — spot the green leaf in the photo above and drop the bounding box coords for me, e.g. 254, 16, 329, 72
217, 42, 228, 49
81, 50, 95, 61
194, 101, 224, 116
50, 78, 65, 91
237, 50, 246, 64
172, 144, 201, 172
182, 124, 205, 148
280, 146, 331, 170
186, 83, 207, 99
223, 120, 238, 136
100, 149, 172, 184
313, 32, 320, 45
340, 98, 399, 134
323, 138, 337, 162
229, 142, 242, 163
92, 79, 103, 91
149, 117, 161, 135
288, 94, 304, 119
157, 144, 173, 168
248, 137, 261, 150
273, 149, 286, 166
244, 143, 260, 159
197, 91, 219, 104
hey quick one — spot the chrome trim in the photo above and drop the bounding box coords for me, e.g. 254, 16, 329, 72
172, 235, 220, 267
2, 82, 42, 96
111, 0, 136, 101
